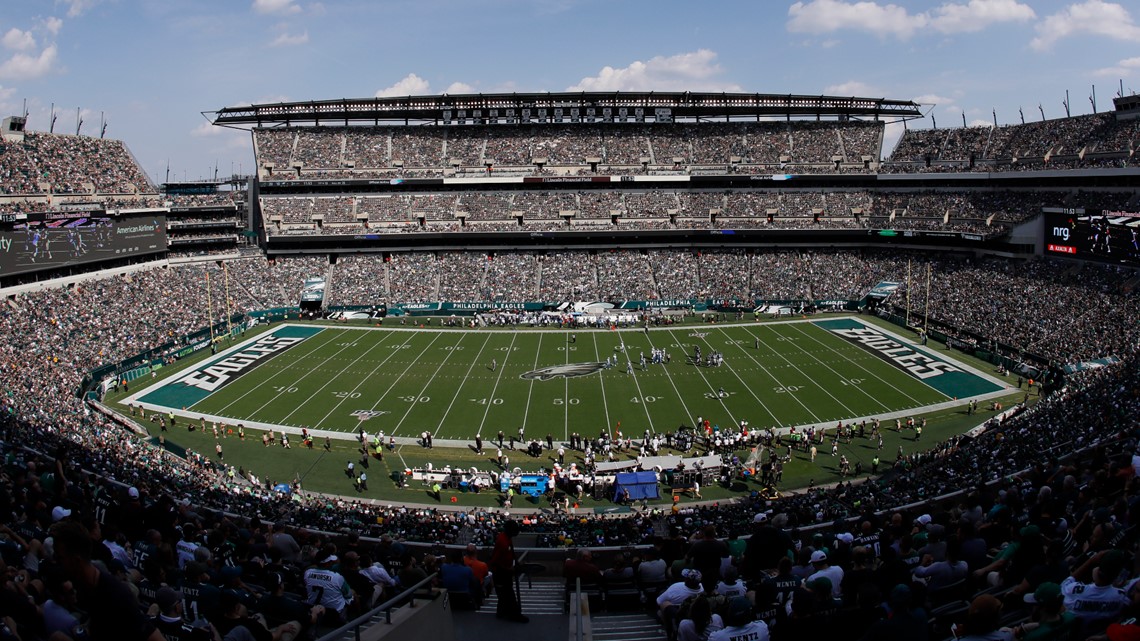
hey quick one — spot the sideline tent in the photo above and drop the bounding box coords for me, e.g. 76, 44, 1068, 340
612, 471, 659, 502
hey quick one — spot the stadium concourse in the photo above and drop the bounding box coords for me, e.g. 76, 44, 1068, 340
0, 99, 1139, 640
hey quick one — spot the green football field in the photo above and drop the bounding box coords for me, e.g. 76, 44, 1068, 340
127, 317, 1005, 442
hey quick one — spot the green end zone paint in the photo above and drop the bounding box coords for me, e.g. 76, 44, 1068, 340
136, 325, 325, 410
813, 318, 1002, 399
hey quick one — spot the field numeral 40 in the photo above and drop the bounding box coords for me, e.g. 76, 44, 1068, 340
630, 396, 659, 404
473, 398, 503, 405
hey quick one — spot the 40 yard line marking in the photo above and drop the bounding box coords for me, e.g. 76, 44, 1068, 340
624, 336, 657, 434
642, 330, 697, 429
590, 333, 612, 436
520, 333, 544, 434
478, 332, 519, 439
433, 332, 492, 438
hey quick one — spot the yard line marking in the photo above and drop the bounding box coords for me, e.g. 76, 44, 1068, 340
520, 333, 544, 434
391, 333, 465, 436
590, 333, 612, 435
433, 333, 493, 438
729, 326, 829, 422
278, 331, 400, 427
639, 331, 696, 430
624, 337, 657, 433
478, 332, 518, 438
563, 332, 570, 440
779, 324, 896, 411
788, 322, 941, 404
205, 327, 344, 415
361, 332, 446, 420
749, 326, 850, 421
669, 329, 738, 427
310, 331, 414, 430
674, 330, 780, 427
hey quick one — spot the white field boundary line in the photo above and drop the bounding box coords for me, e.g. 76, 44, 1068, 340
520, 333, 544, 435
121, 326, 339, 409
432, 333, 493, 438
477, 332, 519, 438
288, 317, 839, 334
854, 318, 1012, 390
686, 329, 782, 427
309, 331, 416, 431
785, 323, 929, 409
667, 329, 739, 428
590, 333, 612, 436
391, 333, 466, 436
641, 330, 700, 429
277, 330, 401, 427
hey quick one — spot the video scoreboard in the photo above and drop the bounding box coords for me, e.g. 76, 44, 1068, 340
0, 210, 167, 278
1044, 210, 1140, 267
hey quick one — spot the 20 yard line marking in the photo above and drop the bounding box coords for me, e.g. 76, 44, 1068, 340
278, 331, 401, 427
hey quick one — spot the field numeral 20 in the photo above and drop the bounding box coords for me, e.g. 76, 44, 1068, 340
773, 386, 802, 393
333, 392, 361, 399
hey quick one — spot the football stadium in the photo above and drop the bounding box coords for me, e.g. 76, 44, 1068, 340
2, 82, 1139, 641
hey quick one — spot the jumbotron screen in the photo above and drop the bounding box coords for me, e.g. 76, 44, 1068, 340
1044, 211, 1140, 267
0, 212, 167, 278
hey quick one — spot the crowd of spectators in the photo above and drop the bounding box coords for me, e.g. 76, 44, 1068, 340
0, 132, 154, 195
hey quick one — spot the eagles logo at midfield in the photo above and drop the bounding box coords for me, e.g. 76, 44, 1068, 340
520, 362, 607, 381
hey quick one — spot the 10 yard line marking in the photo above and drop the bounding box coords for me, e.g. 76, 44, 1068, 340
201, 327, 343, 415
433, 333, 493, 438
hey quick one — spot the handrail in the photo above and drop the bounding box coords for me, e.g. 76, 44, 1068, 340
316, 571, 438, 641
574, 577, 584, 641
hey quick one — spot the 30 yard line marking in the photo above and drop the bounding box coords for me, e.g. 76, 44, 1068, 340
624, 336, 657, 433
673, 330, 738, 427
477, 332, 517, 438
641, 331, 698, 429
691, 329, 781, 426
360, 332, 446, 425
391, 333, 465, 435
433, 333, 493, 438
590, 333, 612, 435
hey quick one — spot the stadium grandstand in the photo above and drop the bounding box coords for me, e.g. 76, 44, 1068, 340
0, 90, 1137, 641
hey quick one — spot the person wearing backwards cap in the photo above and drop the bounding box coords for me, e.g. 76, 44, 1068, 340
709, 595, 769, 641
806, 550, 843, 599
303, 548, 353, 626
1014, 582, 1077, 641
657, 568, 705, 633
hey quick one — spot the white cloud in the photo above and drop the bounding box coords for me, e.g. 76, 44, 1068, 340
269, 31, 308, 47
0, 43, 58, 81
566, 50, 741, 92
191, 121, 225, 137
58, 0, 99, 18
825, 80, 882, 96
445, 82, 475, 94
1032, 0, 1140, 50
375, 73, 431, 97
968, 118, 992, 127
930, 0, 1035, 33
252, 0, 301, 15
2, 29, 36, 52
41, 17, 63, 36
788, 0, 1034, 39
1095, 56, 1140, 77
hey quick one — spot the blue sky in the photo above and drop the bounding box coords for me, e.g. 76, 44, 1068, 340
1, 0, 1137, 184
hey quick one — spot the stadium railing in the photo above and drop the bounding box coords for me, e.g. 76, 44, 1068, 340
315, 572, 439, 641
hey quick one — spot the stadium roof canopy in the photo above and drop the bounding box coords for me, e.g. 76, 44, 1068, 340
206, 91, 922, 128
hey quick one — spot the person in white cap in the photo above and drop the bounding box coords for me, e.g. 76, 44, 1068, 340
303, 548, 353, 625
806, 550, 843, 598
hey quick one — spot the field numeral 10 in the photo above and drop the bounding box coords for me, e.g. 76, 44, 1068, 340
274, 386, 297, 393
839, 378, 864, 386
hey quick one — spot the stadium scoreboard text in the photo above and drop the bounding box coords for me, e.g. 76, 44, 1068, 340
1044, 210, 1140, 268
0, 212, 168, 277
